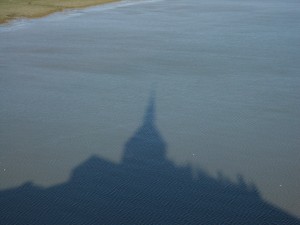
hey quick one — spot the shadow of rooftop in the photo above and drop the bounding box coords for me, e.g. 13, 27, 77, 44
0, 93, 299, 224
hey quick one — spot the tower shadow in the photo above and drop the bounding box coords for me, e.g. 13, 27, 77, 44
0, 93, 299, 225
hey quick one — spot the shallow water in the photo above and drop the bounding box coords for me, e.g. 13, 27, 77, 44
0, 0, 300, 219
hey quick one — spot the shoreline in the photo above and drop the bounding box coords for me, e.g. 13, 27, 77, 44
0, 0, 120, 24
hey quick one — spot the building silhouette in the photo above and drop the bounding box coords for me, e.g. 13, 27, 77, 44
0, 93, 299, 225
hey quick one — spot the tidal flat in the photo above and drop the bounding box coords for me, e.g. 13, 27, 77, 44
0, 0, 299, 223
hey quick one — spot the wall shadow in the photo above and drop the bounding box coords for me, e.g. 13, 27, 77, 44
0, 93, 299, 225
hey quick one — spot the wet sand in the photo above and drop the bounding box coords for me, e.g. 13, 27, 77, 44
1, 0, 300, 219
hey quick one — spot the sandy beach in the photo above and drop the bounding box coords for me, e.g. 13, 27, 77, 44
0, 0, 119, 24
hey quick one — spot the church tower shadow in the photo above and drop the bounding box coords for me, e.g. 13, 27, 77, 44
122, 91, 167, 165
0, 93, 299, 225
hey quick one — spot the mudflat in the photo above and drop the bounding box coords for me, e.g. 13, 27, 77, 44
0, 0, 118, 24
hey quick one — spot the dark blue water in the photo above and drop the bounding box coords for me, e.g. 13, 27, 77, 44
0, 0, 300, 222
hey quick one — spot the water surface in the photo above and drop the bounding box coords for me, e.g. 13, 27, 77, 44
0, 0, 300, 219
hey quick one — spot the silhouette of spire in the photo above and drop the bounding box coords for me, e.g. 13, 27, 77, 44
143, 90, 156, 126
121, 91, 167, 164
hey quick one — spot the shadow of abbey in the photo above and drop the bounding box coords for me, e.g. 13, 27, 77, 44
1, 94, 299, 225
